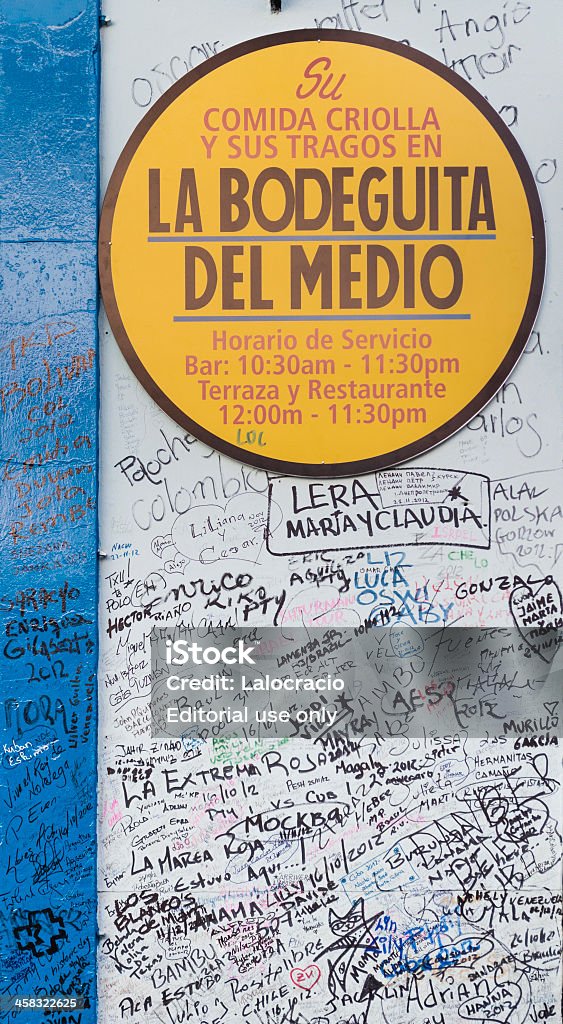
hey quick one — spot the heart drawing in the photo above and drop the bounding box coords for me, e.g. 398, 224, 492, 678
509, 576, 563, 662
290, 964, 321, 991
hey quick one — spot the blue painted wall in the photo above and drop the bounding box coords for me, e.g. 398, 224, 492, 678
0, 2, 99, 1022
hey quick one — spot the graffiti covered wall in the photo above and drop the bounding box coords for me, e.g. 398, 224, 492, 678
2, 1, 562, 1023
97, 2, 562, 1022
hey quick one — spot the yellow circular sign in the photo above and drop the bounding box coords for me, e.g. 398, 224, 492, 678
100, 30, 544, 477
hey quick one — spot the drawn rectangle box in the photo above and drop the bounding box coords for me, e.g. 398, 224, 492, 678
267, 468, 491, 555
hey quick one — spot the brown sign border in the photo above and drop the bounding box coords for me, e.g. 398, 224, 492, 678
99, 29, 546, 479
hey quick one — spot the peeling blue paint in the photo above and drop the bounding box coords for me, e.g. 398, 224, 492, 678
0, 2, 99, 1022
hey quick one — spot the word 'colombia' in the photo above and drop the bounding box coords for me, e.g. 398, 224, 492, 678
100, 31, 544, 475
149, 164, 494, 311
